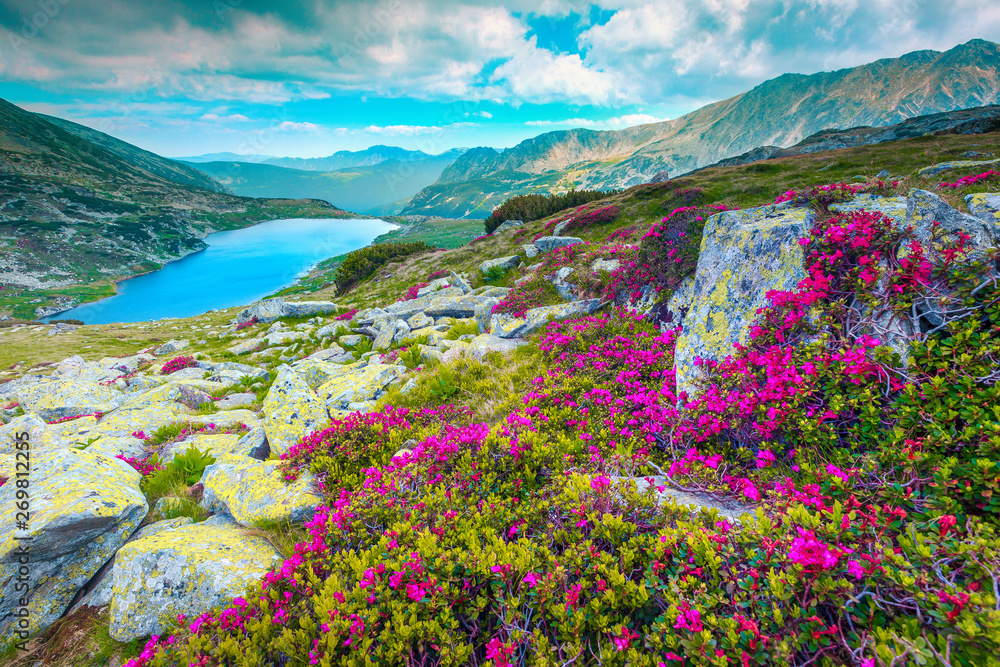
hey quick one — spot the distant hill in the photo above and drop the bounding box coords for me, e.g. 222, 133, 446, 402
173, 152, 274, 164
39, 114, 229, 193
262, 146, 466, 172
186, 149, 465, 213
403, 39, 1000, 218
0, 97, 351, 319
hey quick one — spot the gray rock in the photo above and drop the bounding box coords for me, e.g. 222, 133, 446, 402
474, 297, 501, 333
392, 319, 412, 343
154, 339, 189, 356
316, 322, 348, 339
227, 337, 265, 355
214, 392, 257, 410
479, 255, 522, 276
264, 330, 307, 346
522, 244, 540, 258
465, 334, 528, 362
612, 476, 750, 524
339, 334, 364, 347
876, 169, 890, 178
407, 312, 434, 330
233, 425, 270, 459
47, 322, 77, 336
201, 455, 321, 525
0, 449, 147, 640
424, 295, 494, 319
448, 271, 472, 294
828, 194, 907, 224
591, 258, 621, 273
674, 204, 814, 397
965, 191, 1000, 239
21, 379, 125, 422
551, 267, 576, 301
415, 278, 453, 297
234, 297, 341, 324
303, 346, 349, 363
493, 219, 525, 234
109, 516, 280, 641
213, 362, 269, 381
373, 315, 397, 352
534, 236, 583, 253
552, 220, 571, 236
490, 299, 602, 338
262, 365, 330, 457
907, 189, 1000, 258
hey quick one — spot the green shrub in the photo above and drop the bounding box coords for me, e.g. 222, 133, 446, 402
485, 189, 622, 234
334, 241, 436, 294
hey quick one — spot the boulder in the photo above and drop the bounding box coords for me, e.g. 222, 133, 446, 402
25, 380, 125, 422
448, 271, 472, 294
91, 404, 188, 440
372, 315, 398, 352
232, 425, 269, 460
552, 220, 571, 236
234, 297, 341, 324
479, 255, 521, 276
0, 449, 147, 640
102, 354, 155, 376
490, 299, 603, 339
264, 330, 307, 346
907, 189, 1000, 258
674, 204, 814, 397
317, 364, 405, 411
51, 356, 117, 383
493, 219, 525, 234
591, 258, 621, 273
109, 515, 281, 641
47, 322, 77, 336
407, 312, 434, 330
291, 359, 356, 390
474, 298, 501, 333
415, 277, 454, 297
316, 322, 348, 339
120, 382, 212, 411
392, 319, 412, 343
227, 337, 265, 355
153, 339, 189, 356
965, 191, 1000, 228
828, 195, 907, 225
534, 236, 583, 253
213, 393, 257, 411
201, 454, 322, 525
339, 334, 364, 347
465, 334, 528, 362
522, 244, 540, 258
161, 433, 244, 460
0, 413, 54, 457
262, 365, 330, 457
551, 267, 576, 301
423, 295, 494, 319
917, 157, 1000, 177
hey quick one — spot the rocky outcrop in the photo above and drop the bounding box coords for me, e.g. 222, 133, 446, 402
202, 455, 322, 525
674, 203, 814, 397
0, 449, 147, 640
262, 365, 330, 457
479, 256, 521, 275
907, 189, 1000, 257
234, 297, 341, 324
490, 299, 602, 339
533, 236, 583, 253
110, 515, 280, 641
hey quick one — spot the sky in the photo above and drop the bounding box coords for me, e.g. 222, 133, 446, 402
1, 0, 999, 159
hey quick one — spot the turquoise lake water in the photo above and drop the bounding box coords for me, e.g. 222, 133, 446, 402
49, 218, 396, 324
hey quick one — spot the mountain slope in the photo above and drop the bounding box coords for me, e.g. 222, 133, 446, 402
0, 97, 351, 319
405, 39, 1000, 218
186, 150, 463, 214
40, 114, 228, 193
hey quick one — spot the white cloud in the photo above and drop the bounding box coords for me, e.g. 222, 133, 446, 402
364, 122, 474, 136
276, 121, 321, 132
199, 112, 250, 121
525, 114, 669, 129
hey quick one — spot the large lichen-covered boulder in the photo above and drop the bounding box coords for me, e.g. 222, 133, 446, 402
50, 356, 119, 384
121, 382, 212, 411
91, 403, 188, 439
490, 299, 602, 339
234, 297, 341, 324
479, 255, 521, 275
534, 236, 583, 253
0, 449, 147, 642
201, 454, 321, 525
291, 359, 355, 391
674, 204, 815, 397
21, 380, 124, 422
465, 335, 528, 363
828, 194, 907, 224
262, 365, 330, 457
966, 192, 1000, 228
917, 158, 1000, 177
372, 315, 397, 352
317, 363, 405, 411
109, 515, 280, 641
906, 189, 1000, 257
0, 413, 60, 456
161, 433, 244, 460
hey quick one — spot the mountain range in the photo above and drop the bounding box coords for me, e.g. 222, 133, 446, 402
401, 38, 1000, 218
182, 147, 466, 214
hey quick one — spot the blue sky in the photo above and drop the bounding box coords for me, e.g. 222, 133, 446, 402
1, 0, 998, 159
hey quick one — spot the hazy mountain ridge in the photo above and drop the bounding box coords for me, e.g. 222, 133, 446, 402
262, 145, 466, 172
405, 39, 1000, 218
185, 150, 464, 213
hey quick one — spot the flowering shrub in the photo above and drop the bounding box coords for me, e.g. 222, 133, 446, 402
335, 308, 357, 321
938, 169, 999, 189
562, 204, 621, 233
605, 225, 639, 242
775, 180, 900, 211
426, 269, 449, 281
160, 356, 196, 376
485, 189, 620, 234
399, 282, 429, 301
117, 454, 164, 476
334, 241, 435, 293
235, 318, 257, 331
491, 273, 560, 317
